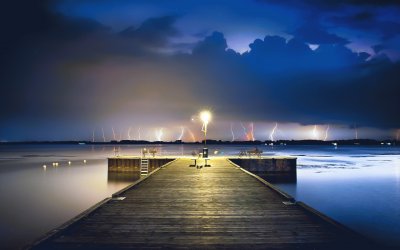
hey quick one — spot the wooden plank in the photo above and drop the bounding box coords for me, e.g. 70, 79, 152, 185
32, 158, 374, 249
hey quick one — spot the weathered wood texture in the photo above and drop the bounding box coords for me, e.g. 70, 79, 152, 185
108, 157, 174, 172
34, 158, 371, 249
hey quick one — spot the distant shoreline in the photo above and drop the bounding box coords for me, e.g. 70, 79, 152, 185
0, 139, 398, 146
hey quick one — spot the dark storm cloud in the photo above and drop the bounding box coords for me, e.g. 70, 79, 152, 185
291, 23, 349, 45
1, 0, 400, 140
183, 32, 399, 128
260, 0, 400, 8
119, 16, 180, 48
328, 11, 400, 40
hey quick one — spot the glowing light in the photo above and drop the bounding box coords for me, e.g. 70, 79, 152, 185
270, 123, 278, 141
128, 127, 132, 140
230, 123, 235, 142
200, 110, 212, 145
178, 127, 185, 140
68, 161, 71, 165
155, 128, 164, 141
200, 110, 212, 134
101, 127, 106, 142
83, 160, 87, 164
43, 165, 47, 170
324, 125, 330, 141
112, 127, 116, 140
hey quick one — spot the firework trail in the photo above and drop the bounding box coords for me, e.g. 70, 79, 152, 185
101, 127, 106, 142
270, 123, 278, 141
178, 127, 185, 140
112, 127, 116, 140
119, 129, 122, 141
137, 127, 141, 140
324, 125, 330, 141
230, 123, 235, 142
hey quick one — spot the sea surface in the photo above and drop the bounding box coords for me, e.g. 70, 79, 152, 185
0, 144, 399, 249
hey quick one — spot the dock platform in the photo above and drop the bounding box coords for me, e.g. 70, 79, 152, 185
32, 158, 371, 249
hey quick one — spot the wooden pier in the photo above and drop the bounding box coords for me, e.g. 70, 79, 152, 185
32, 158, 372, 249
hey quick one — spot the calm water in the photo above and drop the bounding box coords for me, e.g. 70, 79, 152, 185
0, 144, 399, 249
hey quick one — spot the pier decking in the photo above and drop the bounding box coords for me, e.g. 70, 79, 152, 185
33, 158, 370, 249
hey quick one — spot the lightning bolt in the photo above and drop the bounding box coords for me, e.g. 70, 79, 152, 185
178, 127, 185, 140
128, 127, 132, 140
270, 123, 278, 141
230, 123, 235, 142
188, 129, 196, 142
240, 122, 249, 140
112, 127, 116, 141
355, 126, 358, 140
92, 128, 96, 143
101, 127, 106, 142
155, 128, 163, 141
137, 127, 141, 140
249, 122, 255, 141
312, 125, 318, 139
324, 125, 330, 141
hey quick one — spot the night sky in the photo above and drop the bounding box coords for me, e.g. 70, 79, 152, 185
1, 0, 400, 141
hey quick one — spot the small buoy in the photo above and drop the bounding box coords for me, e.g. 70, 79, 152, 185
68, 161, 71, 165
83, 160, 87, 164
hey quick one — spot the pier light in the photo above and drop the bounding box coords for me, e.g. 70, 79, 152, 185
200, 109, 212, 158
200, 110, 211, 125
